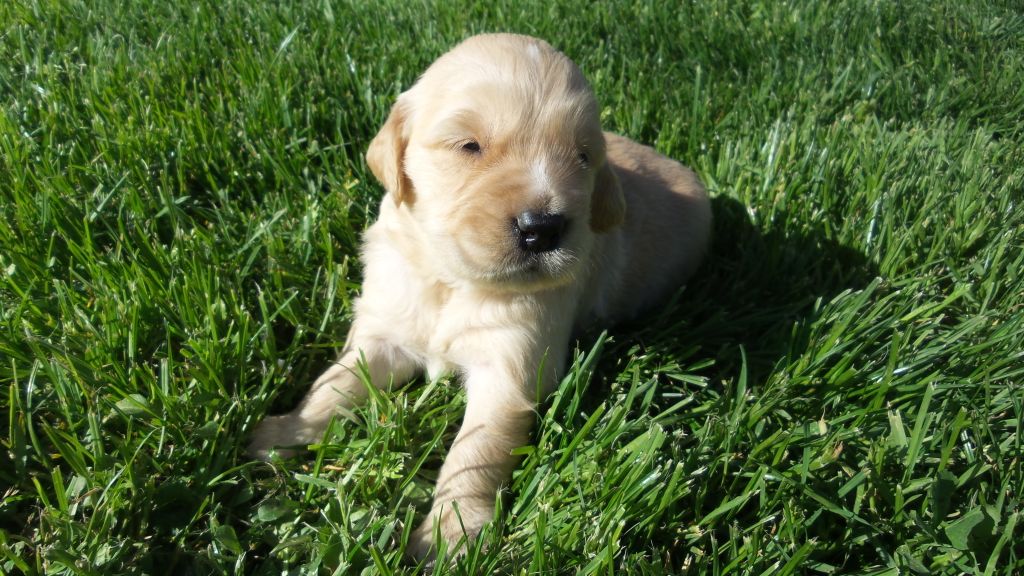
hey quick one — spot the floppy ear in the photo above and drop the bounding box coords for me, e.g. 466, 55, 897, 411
366, 99, 414, 206
589, 160, 626, 232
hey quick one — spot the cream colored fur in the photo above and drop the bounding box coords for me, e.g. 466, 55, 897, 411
248, 33, 711, 560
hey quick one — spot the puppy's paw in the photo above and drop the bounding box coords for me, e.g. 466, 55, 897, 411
405, 501, 492, 562
247, 414, 313, 461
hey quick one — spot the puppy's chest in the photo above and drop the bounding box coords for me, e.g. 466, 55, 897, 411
360, 223, 564, 378
409, 286, 465, 377
421, 288, 536, 377
371, 279, 543, 379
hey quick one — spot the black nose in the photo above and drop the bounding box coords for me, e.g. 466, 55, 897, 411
515, 212, 567, 254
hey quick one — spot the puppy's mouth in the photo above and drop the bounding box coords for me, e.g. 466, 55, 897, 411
483, 214, 580, 288
448, 210, 582, 290
486, 248, 580, 289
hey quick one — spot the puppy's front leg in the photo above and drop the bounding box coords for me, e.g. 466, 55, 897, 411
408, 364, 539, 559
248, 335, 417, 460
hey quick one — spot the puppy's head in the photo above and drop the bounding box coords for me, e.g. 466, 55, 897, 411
367, 34, 624, 290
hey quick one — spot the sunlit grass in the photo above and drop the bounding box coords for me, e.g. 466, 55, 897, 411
1, 1, 1022, 574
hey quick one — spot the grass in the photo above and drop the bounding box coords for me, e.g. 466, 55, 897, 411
1, 0, 1023, 573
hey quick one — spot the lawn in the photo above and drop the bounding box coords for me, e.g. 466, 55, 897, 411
2, 0, 1023, 574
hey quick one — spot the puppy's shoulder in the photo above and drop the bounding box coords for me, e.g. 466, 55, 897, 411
353, 206, 455, 358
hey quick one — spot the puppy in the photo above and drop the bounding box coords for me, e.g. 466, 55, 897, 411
249, 33, 711, 559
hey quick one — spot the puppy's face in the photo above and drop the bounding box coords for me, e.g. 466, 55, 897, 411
367, 34, 625, 290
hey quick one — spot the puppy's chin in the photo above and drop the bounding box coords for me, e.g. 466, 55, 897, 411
435, 223, 586, 292
477, 249, 582, 292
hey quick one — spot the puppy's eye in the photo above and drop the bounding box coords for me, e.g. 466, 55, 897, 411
578, 151, 590, 167
461, 140, 482, 154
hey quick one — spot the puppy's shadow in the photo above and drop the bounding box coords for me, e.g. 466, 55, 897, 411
604, 194, 878, 394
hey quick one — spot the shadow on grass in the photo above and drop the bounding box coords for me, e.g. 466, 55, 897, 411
607, 194, 878, 387
556, 194, 880, 568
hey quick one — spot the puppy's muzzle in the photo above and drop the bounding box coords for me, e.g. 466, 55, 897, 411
515, 211, 567, 254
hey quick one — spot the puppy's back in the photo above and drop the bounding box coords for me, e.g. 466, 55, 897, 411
602, 132, 711, 320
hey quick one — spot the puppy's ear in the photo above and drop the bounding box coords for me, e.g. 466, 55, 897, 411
589, 160, 626, 232
366, 99, 414, 206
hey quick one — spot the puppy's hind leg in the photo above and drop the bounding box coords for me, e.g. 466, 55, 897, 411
248, 335, 417, 460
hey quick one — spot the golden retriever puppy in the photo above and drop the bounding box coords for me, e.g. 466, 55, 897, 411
249, 33, 711, 559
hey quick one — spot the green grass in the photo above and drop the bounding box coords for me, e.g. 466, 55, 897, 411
2, 0, 1023, 574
